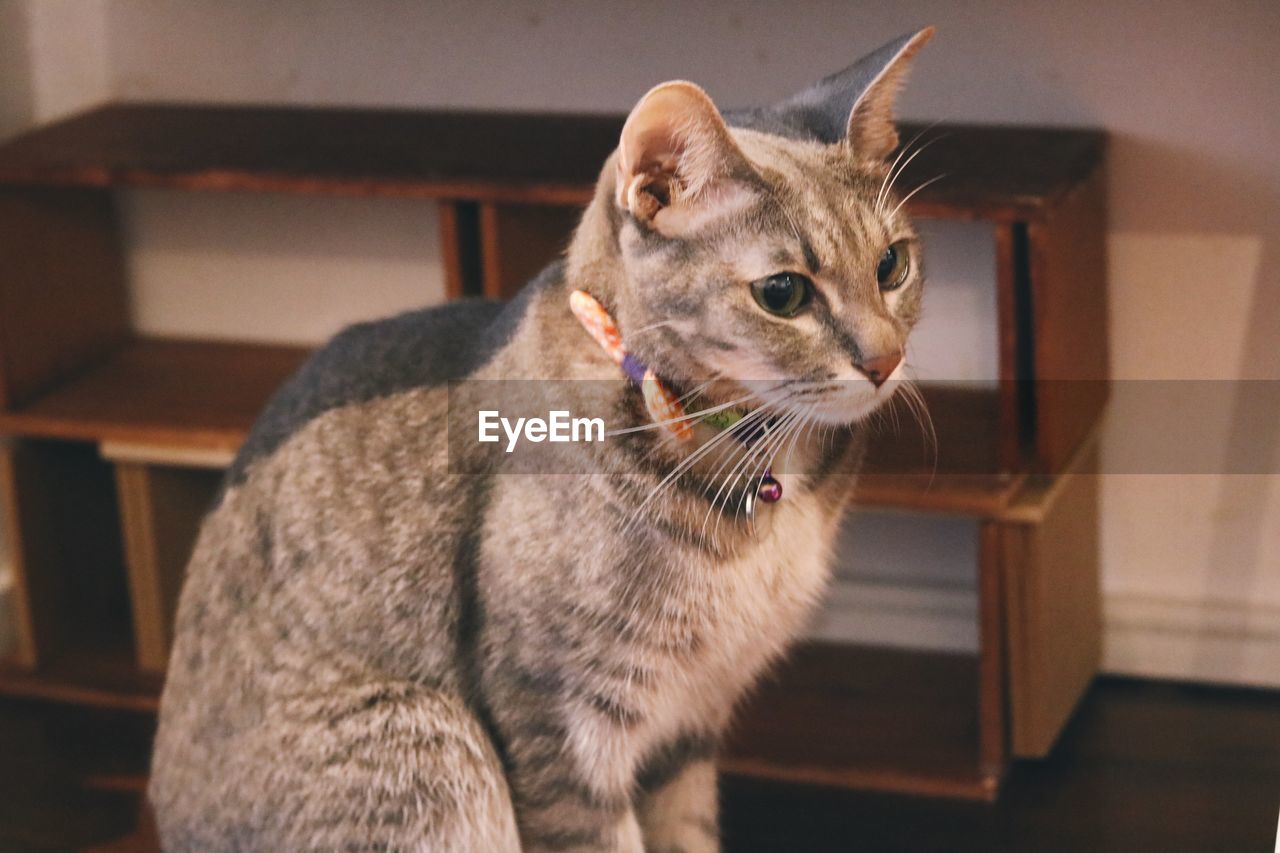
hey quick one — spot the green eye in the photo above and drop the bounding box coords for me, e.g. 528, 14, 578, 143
876, 241, 911, 291
751, 272, 811, 317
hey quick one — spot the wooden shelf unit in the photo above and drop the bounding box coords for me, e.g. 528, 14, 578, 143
0, 103, 1109, 803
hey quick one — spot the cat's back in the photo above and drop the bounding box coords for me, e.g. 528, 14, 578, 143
226, 296, 504, 487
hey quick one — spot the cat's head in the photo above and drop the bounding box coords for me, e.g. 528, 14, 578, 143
605, 28, 934, 426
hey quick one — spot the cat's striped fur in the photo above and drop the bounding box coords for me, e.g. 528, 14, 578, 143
150, 28, 933, 851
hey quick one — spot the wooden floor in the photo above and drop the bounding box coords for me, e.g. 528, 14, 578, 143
1, 677, 1277, 852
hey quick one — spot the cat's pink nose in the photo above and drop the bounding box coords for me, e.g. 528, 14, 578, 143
854, 352, 902, 388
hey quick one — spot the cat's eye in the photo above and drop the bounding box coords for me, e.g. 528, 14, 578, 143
751, 272, 812, 317
876, 241, 911, 291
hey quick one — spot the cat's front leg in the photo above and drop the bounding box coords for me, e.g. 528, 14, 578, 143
507, 754, 645, 853
493, 709, 645, 853
638, 759, 720, 853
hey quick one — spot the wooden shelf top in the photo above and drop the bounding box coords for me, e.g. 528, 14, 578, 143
0, 337, 309, 454
0, 103, 1104, 219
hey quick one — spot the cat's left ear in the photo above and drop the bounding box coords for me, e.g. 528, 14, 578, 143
616, 81, 757, 232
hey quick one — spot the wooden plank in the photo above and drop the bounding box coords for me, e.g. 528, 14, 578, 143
1001, 443, 1102, 757
723, 644, 990, 800
101, 442, 235, 470
115, 464, 220, 673
0, 187, 129, 409
1027, 163, 1110, 473
0, 104, 1106, 221
0, 104, 617, 205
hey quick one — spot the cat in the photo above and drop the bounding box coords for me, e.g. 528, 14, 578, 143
149, 27, 934, 852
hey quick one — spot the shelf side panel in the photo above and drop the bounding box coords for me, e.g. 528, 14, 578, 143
0, 187, 130, 409
1028, 163, 1110, 472
1002, 444, 1102, 757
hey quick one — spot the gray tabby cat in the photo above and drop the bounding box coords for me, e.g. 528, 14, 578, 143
150, 27, 934, 852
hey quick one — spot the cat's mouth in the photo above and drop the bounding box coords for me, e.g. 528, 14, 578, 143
772, 377, 902, 426
668, 370, 902, 430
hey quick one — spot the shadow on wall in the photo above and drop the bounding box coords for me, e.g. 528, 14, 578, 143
1103, 131, 1280, 684
1200, 206, 1280, 678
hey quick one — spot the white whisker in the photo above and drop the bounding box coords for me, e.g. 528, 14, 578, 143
625, 319, 679, 339
877, 125, 948, 215
890, 173, 948, 220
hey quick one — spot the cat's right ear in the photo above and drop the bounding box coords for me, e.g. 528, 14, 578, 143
733, 28, 934, 159
616, 82, 756, 234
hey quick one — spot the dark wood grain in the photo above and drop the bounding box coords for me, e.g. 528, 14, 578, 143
0, 104, 1104, 220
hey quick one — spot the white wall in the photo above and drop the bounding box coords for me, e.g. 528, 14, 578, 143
4, 1, 1278, 684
